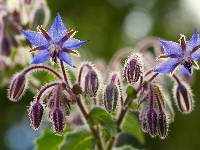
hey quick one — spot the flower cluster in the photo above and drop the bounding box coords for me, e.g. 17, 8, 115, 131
6, 10, 200, 150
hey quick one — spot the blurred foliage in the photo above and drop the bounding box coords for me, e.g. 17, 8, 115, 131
1, 0, 200, 150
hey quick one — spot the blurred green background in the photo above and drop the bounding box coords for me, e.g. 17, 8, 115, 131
1, 0, 200, 149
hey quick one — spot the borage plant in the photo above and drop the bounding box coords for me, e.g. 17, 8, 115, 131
8, 13, 200, 150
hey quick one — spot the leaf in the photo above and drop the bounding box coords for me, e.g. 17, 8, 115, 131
60, 127, 94, 150
88, 107, 117, 135
35, 129, 64, 150
121, 111, 145, 144
115, 133, 145, 149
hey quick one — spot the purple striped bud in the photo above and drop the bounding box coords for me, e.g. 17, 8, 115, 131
104, 83, 119, 112
123, 53, 143, 84
52, 108, 65, 134
79, 63, 100, 98
139, 106, 149, 133
147, 109, 158, 137
29, 102, 44, 130
173, 82, 193, 113
8, 73, 27, 101
157, 111, 168, 139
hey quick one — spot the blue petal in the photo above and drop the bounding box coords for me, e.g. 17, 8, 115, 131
22, 31, 49, 47
48, 13, 67, 43
179, 65, 193, 78
31, 50, 50, 64
63, 38, 89, 50
191, 49, 200, 60
186, 30, 200, 52
160, 40, 182, 57
154, 58, 180, 74
58, 51, 76, 67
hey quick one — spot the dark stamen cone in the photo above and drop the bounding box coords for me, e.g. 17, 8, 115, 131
52, 108, 65, 134
8, 73, 27, 102
173, 82, 194, 113
29, 102, 44, 129
123, 53, 143, 84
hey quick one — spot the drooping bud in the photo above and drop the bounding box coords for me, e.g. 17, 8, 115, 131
78, 63, 100, 98
147, 109, 158, 137
173, 81, 193, 113
123, 53, 143, 84
8, 72, 27, 101
29, 102, 44, 129
157, 111, 168, 139
139, 106, 149, 133
103, 73, 120, 112
52, 108, 65, 134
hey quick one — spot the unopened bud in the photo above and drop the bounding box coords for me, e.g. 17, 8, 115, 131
173, 82, 193, 113
103, 83, 119, 112
29, 102, 44, 129
79, 63, 99, 98
8, 73, 27, 101
1, 35, 11, 56
147, 109, 158, 137
157, 111, 169, 139
123, 53, 143, 84
52, 108, 65, 134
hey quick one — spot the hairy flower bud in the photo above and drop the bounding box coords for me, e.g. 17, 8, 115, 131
173, 81, 193, 113
104, 83, 119, 112
79, 63, 100, 98
147, 109, 158, 137
8, 73, 27, 101
123, 53, 143, 84
157, 111, 168, 139
52, 108, 65, 134
29, 102, 44, 129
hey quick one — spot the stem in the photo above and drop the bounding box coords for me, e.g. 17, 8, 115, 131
60, 60, 69, 85
76, 96, 104, 150
36, 82, 60, 102
23, 65, 63, 80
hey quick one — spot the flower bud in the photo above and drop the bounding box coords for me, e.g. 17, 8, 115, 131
139, 106, 149, 133
8, 73, 27, 101
1, 35, 11, 56
29, 102, 44, 129
52, 108, 65, 134
147, 109, 158, 137
157, 111, 169, 139
123, 53, 143, 84
173, 82, 193, 113
103, 83, 119, 112
79, 63, 99, 98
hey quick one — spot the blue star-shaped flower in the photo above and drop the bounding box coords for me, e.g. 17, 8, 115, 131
22, 13, 89, 67
154, 31, 200, 78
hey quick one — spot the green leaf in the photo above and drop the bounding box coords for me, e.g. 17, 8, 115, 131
35, 129, 64, 150
126, 86, 137, 99
88, 107, 117, 135
121, 111, 144, 144
60, 127, 94, 150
